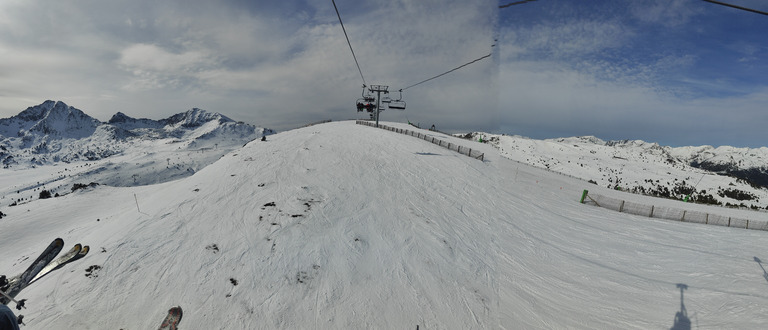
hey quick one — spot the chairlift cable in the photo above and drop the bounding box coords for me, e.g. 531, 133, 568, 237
400, 53, 492, 91
701, 0, 768, 16
331, 0, 367, 86
499, 0, 538, 9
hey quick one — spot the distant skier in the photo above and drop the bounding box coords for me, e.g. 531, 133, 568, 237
0, 304, 21, 330
261, 135, 267, 142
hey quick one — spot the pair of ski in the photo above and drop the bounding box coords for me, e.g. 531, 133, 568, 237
31, 242, 89, 284
1, 238, 89, 306
1, 238, 182, 329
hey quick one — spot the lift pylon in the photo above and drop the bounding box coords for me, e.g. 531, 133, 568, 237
368, 85, 389, 127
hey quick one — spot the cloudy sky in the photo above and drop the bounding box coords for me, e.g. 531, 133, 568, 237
0, 0, 497, 133
499, 0, 768, 147
0, 0, 766, 148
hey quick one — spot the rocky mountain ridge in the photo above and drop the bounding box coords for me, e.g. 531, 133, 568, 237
0, 101, 272, 167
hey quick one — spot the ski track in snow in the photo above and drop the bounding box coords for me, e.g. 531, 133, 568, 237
1, 121, 767, 329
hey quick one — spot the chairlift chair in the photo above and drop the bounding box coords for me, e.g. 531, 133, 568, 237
389, 89, 406, 110
389, 100, 406, 110
356, 85, 376, 112
356, 97, 376, 112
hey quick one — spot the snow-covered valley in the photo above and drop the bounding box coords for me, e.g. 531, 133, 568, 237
1, 120, 767, 329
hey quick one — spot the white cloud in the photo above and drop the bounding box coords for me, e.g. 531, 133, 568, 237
505, 19, 630, 59
498, 59, 768, 147
120, 44, 211, 72
629, 0, 703, 27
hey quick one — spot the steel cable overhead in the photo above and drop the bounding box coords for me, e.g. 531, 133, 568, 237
499, 0, 538, 9
399, 52, 492, 91
701, 0, 768, 16
331, 0, 494, 115
331, 0, 367, 86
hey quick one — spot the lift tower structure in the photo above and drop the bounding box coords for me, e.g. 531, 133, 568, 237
368, 85, 389, 127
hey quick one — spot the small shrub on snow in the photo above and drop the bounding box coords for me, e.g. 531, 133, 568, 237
39, 190, 52, 199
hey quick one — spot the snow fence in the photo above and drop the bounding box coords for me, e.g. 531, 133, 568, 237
356, 121, 484, 161
580, 190, 768, 231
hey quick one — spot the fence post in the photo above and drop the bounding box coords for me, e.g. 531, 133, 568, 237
681, 210, 686, 221
580, 190, 588, 203
728, 217, 731, 227
619, 200, 625, 213
649, 205, 654, 217
705, 213, 708, 224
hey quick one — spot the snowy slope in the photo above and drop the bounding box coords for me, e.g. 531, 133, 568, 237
466, 133, 768, 211
1, 121, 767, 329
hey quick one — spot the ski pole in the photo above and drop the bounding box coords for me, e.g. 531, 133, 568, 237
0, 289, 26, 309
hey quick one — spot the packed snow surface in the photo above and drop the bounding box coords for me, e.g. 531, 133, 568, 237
1, 121, 767, 329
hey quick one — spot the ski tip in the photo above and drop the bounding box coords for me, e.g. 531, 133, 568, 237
169, 306, 183, 322
158, 306, 183, 330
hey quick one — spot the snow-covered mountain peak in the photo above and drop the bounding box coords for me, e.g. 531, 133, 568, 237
107, 112, 164, 131
162, 108, 233, 129
107, 112, 132, 123
605, 139, 661, 149
15, 100, 58, 122
553, 136, 605, 145
2, 101, 101, 139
